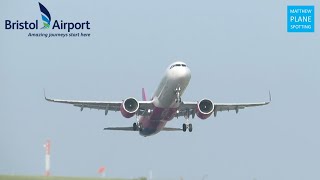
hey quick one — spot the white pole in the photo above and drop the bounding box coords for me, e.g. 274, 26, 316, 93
149, 170, 152, 180
43, 140, 50, 176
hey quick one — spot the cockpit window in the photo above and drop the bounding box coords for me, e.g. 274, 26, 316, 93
170, 64, 187, 69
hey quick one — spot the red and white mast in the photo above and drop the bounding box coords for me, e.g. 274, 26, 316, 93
98, 166, 106, 177
43, 140, 51, 176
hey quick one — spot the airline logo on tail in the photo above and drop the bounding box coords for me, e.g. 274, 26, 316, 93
38, 2, 51, 29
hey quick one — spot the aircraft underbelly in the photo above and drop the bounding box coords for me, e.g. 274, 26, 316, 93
139, 117, 166, 136
139, 106, 178, 136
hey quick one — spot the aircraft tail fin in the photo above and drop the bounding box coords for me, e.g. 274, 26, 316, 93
142, 88, 147, 101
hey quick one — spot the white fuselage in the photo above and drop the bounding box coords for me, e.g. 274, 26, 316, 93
139, 62, 191, 136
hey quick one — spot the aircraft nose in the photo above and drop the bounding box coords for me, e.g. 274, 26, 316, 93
175, 66, 191, 80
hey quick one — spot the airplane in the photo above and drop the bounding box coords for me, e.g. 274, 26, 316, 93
45, 61, 271, 137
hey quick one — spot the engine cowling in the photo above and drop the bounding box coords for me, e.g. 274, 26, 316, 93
196, 99, 214, 119
120, 97, 139, 118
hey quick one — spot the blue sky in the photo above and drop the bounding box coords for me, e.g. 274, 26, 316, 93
1, 0, 319, 180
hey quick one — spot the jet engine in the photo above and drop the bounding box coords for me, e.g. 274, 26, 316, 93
120, 97, 139, 118
196, 99, 214, 119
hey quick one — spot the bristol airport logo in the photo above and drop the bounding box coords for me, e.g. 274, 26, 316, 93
38, 2, 51, 29
4, 2, 91, 34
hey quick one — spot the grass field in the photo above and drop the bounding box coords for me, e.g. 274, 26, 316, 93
0, 175, 146, 180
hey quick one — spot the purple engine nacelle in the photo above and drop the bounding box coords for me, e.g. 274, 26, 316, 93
196, 99, 214, 119
120, 97, 139, 118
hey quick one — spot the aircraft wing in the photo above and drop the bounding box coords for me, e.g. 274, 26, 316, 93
44, 93, 153, 115
177, 92, 271, 117
181, 101, 270, 112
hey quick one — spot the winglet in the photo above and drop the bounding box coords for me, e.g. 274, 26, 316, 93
43, 88, 48, 100
268, 90, 272, 103
142, 88, 147, 101
43, 89, 51, 101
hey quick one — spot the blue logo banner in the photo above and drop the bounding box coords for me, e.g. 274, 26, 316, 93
287, 6, 314, 32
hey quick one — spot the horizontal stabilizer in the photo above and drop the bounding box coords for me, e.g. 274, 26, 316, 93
104, 127, 182, 131
104, 127, 134, 131
162, 127, 182, 131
